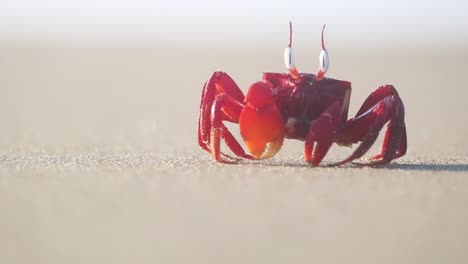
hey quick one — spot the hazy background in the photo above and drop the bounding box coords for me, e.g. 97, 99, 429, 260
1, 0, 467, 154
1, 1, 468, 264
1, 0, 468, 46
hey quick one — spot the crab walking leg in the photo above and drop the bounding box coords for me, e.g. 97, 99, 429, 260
335, 85, 406, 165
304, 101, 343, 166
361, 87, 406, 165
365, 87, 407, 162
198, 71, 246, 153
370, 118, 407, 162
210, 94, 254, 161
365, 119, 405, 166
354, 85, 401, 118
396, 123, 407, 157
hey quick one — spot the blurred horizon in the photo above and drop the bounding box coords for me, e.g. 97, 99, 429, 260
1, 0, 468, 49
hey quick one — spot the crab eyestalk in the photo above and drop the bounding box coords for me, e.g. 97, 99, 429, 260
284, 21, 299, 79
316, 24, 329, 80
239, 82, 285, 159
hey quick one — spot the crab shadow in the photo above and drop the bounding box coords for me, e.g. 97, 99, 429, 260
245, 159, 468, 172
367, 162, 468, 172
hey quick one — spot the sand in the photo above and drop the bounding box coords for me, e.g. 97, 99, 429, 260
1, 42, 468, 263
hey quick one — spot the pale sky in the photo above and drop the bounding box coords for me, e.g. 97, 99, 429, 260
1, 0, 467, 45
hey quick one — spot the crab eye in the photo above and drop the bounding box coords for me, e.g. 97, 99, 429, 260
319, 49, 329, 73
284, 47, 296, 70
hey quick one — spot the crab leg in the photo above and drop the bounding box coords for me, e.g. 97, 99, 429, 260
335, 85, 406, 165
366, 119, 406, 165
305, 101, 343, 166
198, 71, 253, 162
210, 94, 254, 161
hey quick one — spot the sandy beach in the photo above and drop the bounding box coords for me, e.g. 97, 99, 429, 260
1, 41, 468, 263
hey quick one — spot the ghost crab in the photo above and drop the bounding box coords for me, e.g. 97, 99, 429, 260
198, 22, 406, 166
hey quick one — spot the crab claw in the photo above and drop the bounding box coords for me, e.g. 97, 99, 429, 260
239, 82, 285, 159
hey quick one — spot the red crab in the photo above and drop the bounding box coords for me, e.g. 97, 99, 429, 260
198, 22, 406, 166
